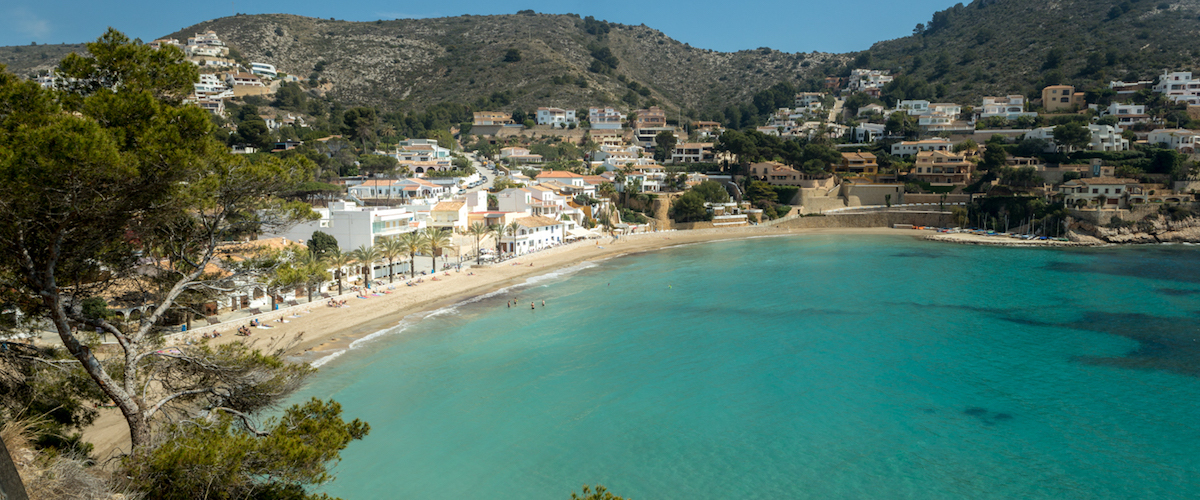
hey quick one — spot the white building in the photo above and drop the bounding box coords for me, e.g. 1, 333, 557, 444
794, 92, 826, 111
1148, 129, 1199, 153
1154, 71, 1200, 103
979, 95, 1036, 120
250, 62, 277, 79
226, 72, 264, 87
849, 123, 887, 143
266, 201, 419, 251
890, 139, 953, 157
1058, 177, 1139, 208
430, 201, 468, 231
588, 107, 626, 129
1101, 102, 1149, 126
500, 216, 565, 254
1027, 124, 1129, 152
847, 69, 893, 93
536, 107, 578, 127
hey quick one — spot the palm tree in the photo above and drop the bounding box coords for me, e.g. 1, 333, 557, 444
295, 250, 329, 302
399, 231, 428, 278
348, 245, 381, 288
488, 224, 504, 259
504, 221, 523, 257
424, 228, 453, 272
377, 237, 405, 283
324, 249, 353, 296
466, 222, 490, 264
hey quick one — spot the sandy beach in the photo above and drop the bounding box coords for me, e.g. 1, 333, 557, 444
81, 226, 912, 462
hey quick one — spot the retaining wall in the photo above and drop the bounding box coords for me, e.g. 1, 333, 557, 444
775, 212, 953, 229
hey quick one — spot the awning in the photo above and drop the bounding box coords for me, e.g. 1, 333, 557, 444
565, 228, 597, 240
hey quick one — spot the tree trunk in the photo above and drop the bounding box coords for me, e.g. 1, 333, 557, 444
336, 271, 343, 295
44, 294, 152, 452
0, 434, 29, 500
388, 261, 394, 283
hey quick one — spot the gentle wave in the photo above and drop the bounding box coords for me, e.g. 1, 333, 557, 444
308, 261, 600, 368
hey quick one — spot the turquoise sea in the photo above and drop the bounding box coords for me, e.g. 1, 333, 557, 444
290, 234, 1200, 499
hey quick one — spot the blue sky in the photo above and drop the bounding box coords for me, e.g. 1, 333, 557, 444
2, 0, 959, 53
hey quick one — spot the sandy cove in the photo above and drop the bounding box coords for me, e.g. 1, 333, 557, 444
81, 226, 913, 462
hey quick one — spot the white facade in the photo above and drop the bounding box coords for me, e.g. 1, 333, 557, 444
250, 62, 277, 79
501, 216, 565, 254
588, 107, 626, 129
849, 123, 887, 143
1148, 129, 1199, 153
1154, 71, 1200, 103
847, 69, 893, 92
266, 202, 419, 251
980, 95, 1036, 120
1027, 124, 1129, 152
536, 107, 578, 127
1102, 102, 1149, 125
890, 139, 953, 156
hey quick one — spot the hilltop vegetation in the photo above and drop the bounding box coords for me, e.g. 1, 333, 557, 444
860, 0, 1200, 103
161, 12, 845, 118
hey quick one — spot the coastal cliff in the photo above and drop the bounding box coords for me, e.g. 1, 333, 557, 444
1072, 214, 1200, 244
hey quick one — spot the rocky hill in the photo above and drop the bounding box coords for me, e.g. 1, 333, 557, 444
862, 0, 1200, 103
157, 13, 843, 116
0, 43, 85, 78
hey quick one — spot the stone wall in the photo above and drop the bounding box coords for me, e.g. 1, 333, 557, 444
841, 184, 905, 206
903, 194, 971, 205
775, 211, 952, 229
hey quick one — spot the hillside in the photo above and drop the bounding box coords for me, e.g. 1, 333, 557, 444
0, 43, 85, 77
861, 0, 1200, 103
161, 13, 844, 117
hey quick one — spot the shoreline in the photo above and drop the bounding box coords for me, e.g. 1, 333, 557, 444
79, 226, 914, 462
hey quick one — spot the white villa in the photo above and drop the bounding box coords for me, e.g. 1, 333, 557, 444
536, 107, 578, 127
266, 201, 420, 251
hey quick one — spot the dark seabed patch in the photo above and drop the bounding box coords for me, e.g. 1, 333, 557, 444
1044, 249, 1200, 284
1063, 312, 1200, 378
1157, 288, 1200, 296
962, 407, 1014, 426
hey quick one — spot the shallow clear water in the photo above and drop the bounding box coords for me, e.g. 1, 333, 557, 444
291, 234, 1200, 499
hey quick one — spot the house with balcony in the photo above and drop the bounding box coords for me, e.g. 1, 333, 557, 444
473, 111, 513, 126
348, 178, 447, 201
1042, 85, 1086, 112
499, 147, 544, 164
671, 143, 715, 163
430, 201, 468, 231
748, 162, 810, 186
910, 151, 973, 185
1154, 71, 1200, 104
1027, 124, 1129, 152
979, 95, 1036, 120
847, 69, 892, 95
536, 107, 578, 127
225, 72, 264, 87
1101, 102, 1150, 125
836, 152, 879, 181
795, 92, 827, 111
250, 62, 277, 79
849, 123, 887, 143
588, 107, 626, 129
266, 201, 419, 251
1058, 177, 1140, 209
499, 216, 565, 254
890, 138, 953, 157
692, 121, 725, 140
1148, 129, 1199, 153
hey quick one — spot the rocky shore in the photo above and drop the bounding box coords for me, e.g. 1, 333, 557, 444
1075, 215, 1200, 244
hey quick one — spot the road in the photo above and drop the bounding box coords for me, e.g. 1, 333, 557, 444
828, 96, 845, 123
